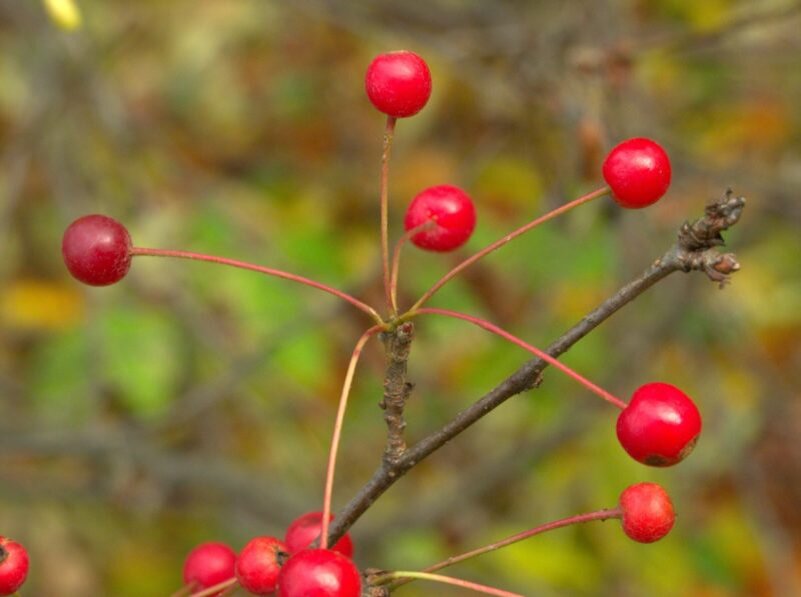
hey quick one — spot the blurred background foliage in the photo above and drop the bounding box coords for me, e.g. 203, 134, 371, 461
1, 1, 800, 595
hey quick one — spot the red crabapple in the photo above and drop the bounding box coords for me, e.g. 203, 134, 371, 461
617, 382, 702, 466
602, 138, 671, 208
236, 536, 288, 596
404, 184, 476, 252
284, 512, 354, 558
365, 51, 432, 118
619, 482, 676, 543
277, 549, 361, 597
0, 537, 28, 596
182, 541, 236, 594
62, 214, 133, 286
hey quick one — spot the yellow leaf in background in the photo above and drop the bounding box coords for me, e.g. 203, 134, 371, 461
686, 0, 730, 31
1, 279, 84, 331
43, 0, 82, 31
473, 155, 543, 214
695, 98, 791, 166
660, 0, 731, 32
549, 281, 606, 322
639, 49, 682, 95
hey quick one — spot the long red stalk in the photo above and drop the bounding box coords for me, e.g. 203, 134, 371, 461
131, 247, 383, 324
380, 116, 398, 315
377, 571, 525, 597
410, 186, 609, 310
320, 325, 383, 548
189, 578, 237, 597
415, 308, 627, 409
424, 508, 621, 574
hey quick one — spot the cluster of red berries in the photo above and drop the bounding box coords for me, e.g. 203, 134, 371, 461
0, 537, 28, 596
183, 512, 359, 596
54, 48, 705, 594
62, 180, 698, 469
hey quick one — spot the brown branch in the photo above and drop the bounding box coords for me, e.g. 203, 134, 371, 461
356, 413, 592, 546
331, 190, 746, 550
379, 322, 415, 464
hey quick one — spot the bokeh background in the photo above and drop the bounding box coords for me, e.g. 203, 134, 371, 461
1, 1, 800, 595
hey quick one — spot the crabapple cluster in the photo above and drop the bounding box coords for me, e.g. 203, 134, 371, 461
181, 512, 358, 596
53, 48, 722, 595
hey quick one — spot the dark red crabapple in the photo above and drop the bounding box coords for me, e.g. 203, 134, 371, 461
617, 382, 702, 467
365, 50, 432, 118
602, 138, 671, 208
277, 549, 361, 597
62, 214, 132, 286
619, 482, 676, 543
284, 511, 354, 558
0, 536, 28, 596
236, 536, 288, 596
404, 184, 476, 252
182, 541, 236, 594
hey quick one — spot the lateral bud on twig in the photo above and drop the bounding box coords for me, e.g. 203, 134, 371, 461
677, 188, 745, 287
363, 568, 391, 597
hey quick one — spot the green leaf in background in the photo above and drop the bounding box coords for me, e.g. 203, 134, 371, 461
272, 329, 330, 389
29, 326, 93, 423
387, 529, 444, 571
491, 526, 602, 592
97, 304, 182, 419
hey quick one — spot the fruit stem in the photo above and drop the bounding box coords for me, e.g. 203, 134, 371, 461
130, 247, 384, 325
320, 325, 383, 549
375, 571, 524, 597
422, 508, 621, 577
413, 307, 628, 410
389, 220, 435, 314
168, 584, 192, 597
409, 186, 610, 311
380, 115, 398, 317
189, 577, 237, 597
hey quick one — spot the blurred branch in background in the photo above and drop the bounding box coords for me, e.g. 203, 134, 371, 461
0, 425, 305, 522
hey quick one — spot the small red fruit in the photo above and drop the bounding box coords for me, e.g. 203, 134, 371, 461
284, 512, 353, 558
404, 184, 476, 252
602, 138, 671, 208
236, 536, 288, 596
617, 382, 702, 467
0, 537, 29, 596
277, 549, 361, 597
619, 482, 676, 543
182, 542, 236, 594
365, 50, 432, 118
62, 214, 133, 286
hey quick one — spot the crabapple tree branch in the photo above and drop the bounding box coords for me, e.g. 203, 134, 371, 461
379, 322, 415, 464
330, 189, 745, 549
